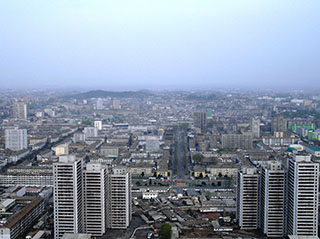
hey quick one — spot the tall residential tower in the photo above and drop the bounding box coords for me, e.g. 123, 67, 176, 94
53, 155, 84, 239
83, 163, 107, 236
260, 161, 285, 237
286, 154, 319, 236
237, 167, 259, 230
106, 167, 132, 229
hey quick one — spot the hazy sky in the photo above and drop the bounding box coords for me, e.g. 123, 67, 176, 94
1, 0, 319, 90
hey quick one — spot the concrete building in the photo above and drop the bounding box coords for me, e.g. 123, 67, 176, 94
100, 146, 119, 157
286, 154, 319, 236
73, 133, 85, 143
237, 167, 259, 230
260, 161, 285, 237
83, 163, 107, 236
0, 173, 53, 187
106, 167, 132, 229
54, 144, 69, 156
84, 127, 98, 138
272, 115, 287, 136
112, 99, 121, 110
53, 157, 132, 238
12, 101, 27, 119
222, 133, 253, 150
96, 98, 103, 110
5, 128, 28, 151
1, 197, 45, 239
53, 155, 84, 239
145, 137, 160, 152
193, 111, 207, 134
251, 117, 260, 138
94, 120, 102, 130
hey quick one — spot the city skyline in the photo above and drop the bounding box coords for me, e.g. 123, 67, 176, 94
1, 1, 320, 238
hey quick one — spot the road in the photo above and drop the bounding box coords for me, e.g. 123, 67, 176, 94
176, 131, 184, 180
130, 226, 152, 239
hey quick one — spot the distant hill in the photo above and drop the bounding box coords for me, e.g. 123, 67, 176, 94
184, 93, 218, 101
65, 90, 153, 99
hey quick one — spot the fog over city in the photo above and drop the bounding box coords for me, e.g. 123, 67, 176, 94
1, 0, 320, 90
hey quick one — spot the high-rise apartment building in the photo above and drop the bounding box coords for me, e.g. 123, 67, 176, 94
272, 115, 287, 136
54, 158, 132, 238
96, 98, 103, 110
5, 128, 28, 151
106, 167, 132, 229
193, 111, 207, 134
12, 101, 27, 119
237, 167, 259, 230
251, 117, 260, 138
237, 154, 319, 237
286, 154, 319, 236
83, 163, 107, 236
260, 161, 285, 237
53, 155, 84, 239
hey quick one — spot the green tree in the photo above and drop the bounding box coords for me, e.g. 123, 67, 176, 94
82, 119, 92, 125
159, 223, 172, 239
193, 154, 204, 163
209, 157, 217, 165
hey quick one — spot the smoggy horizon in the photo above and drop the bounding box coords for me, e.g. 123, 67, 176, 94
1, 1, 320, 90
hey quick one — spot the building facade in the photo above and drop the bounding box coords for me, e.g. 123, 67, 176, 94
193, 111, 207, 134
260, 161, 285, 237
53, 155, 84, 239
236, 167, 259, 230
5, 128, 28, 151
271, 115, 287, 136
1, 197, 45, 239
237, 154, 319, 237
53, 157, 132, 238
94, 120, 102, 130
286, 154, 319, 236
222, 133, 253, 150
106, 167, 132, 229
12, 101, 27, 119
84, 127, 98, 138
251, 117, 260, 138
83, 163, 107, 236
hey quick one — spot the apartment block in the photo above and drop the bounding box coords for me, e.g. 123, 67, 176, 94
106, 167, 132, 229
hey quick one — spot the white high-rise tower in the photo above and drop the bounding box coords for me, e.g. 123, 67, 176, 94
286, 154, 319, 236
53, 155, 83, 239
83, 163, 107, 236
106, 167, 132, 229
260, 161, 285, 237
251, 117, 260, 138
236, 167, 259, 230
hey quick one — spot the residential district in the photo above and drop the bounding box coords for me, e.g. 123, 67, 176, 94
1, 89, 320, 239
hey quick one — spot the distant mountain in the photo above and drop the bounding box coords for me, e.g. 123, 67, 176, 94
65, 90, 153, 99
